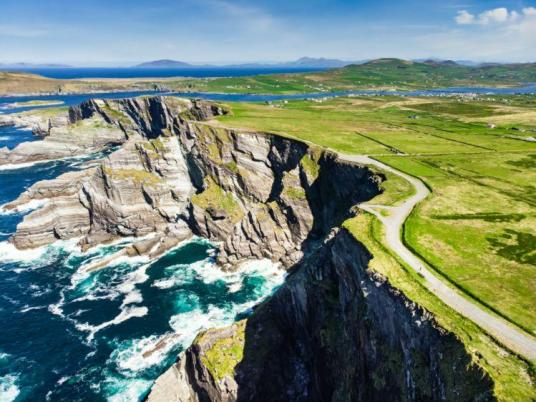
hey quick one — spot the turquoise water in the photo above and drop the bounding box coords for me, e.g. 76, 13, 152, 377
0, 127, 285, 401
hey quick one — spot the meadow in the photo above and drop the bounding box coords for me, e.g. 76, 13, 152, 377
215, 95, 536, 335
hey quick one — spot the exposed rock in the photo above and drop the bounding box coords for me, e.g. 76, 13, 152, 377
151, 230, 495, 402
8, 97, 380, 268
0, 109, 69, 137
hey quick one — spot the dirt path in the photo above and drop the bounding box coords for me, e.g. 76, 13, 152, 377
340, 154, 536, 361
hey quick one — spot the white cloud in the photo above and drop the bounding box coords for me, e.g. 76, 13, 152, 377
455, 7, 522, 25
523, 7, 536, 17
421, 7, 536, 62
455, 10, 474, 24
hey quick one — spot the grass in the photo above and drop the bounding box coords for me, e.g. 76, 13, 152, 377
191, 176, 244, 224
215, 94, 536, 335
102, 166, 162, 186
198, 320, 246, 382
342, 213, 535, 401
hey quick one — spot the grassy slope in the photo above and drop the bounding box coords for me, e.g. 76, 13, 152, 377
215, 95, 536, 335
0, 72, 159, 95
2, 59, 535, 95
343, 214, 535, 401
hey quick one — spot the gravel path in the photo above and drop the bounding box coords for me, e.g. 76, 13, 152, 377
341, 154, 536, 361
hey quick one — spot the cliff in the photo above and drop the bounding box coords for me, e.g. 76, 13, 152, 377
3, 97, 496, 400
5, 96, 380, 269
151, 229, 494, 401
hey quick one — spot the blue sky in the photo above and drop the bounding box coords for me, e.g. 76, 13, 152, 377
0, 0, 535, 65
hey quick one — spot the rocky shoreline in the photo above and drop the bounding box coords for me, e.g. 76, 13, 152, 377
2, 96, 496, 401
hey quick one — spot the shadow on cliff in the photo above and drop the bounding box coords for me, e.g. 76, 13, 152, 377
232, 229, 496, 402
230, 152, 494, 402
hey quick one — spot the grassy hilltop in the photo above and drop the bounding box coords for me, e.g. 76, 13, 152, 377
183, 58, 536, 94
1, 59, 535, 95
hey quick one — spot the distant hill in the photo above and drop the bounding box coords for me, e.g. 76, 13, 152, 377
285, 57, 351, 68
136, 59, 192, 68
134, 57, 354, 69
308, 58, 536, 89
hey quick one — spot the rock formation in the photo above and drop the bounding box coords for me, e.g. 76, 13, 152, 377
149, 229, 495, 402
2, 96, 496, 401
5, 96, 381, 268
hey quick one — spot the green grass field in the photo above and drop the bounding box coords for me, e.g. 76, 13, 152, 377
168, 58, 536, 94
215, 95, 536, 336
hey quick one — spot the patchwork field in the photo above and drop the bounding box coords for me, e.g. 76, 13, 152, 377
215, 95, 536, 335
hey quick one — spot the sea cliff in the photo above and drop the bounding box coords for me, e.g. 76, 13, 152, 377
1, 97, 495, 401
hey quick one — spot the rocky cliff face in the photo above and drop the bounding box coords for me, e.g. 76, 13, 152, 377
149, 229, 495, 402
3, 96, 495, 401
5, 97, 380, 269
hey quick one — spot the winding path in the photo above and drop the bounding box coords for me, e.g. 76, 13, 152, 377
340, 154, 536, 361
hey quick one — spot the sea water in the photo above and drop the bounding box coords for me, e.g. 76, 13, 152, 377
0, 126, 285, 401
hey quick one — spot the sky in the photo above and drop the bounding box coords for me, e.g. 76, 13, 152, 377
0, 0, 535, 65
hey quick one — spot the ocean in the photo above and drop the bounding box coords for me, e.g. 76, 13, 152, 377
0, 125, 285, 401
0, 67, 325, 80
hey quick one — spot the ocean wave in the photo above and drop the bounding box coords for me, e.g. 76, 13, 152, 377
167, 258, 285, 347
102, 375, 152, 402
0, 241, 47, 263
109, 333, 180, 376
0, 374, 20, 402
75, 306, 149, 342
19, 305, 47, 313
0, 198, 48, 215
0, 152, 96, 171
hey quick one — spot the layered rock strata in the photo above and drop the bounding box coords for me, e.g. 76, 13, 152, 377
6, 97, 380, 268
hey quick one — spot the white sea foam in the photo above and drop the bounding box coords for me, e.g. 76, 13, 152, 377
0, 153, 93, 171
19, 305, 47, 313
120, 290, 143, 307
0, 374, 20, 402
56, 376, 69, 385
167, 258, 285, 347
0, 198, 48, 215
110, 333, 180, 375
76, 306, 149, 342
0, 241, 47, 263
0, 237, 81, 267
103, 376, 152, 402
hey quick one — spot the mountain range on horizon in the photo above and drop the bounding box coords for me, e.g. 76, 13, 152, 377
1, 57, 534, 70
